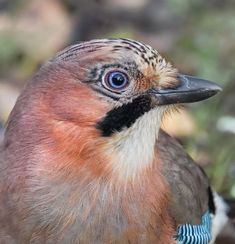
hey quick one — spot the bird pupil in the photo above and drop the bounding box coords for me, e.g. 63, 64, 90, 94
111, 73, 125, 87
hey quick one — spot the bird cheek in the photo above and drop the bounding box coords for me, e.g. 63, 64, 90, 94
50, 83, 111, 126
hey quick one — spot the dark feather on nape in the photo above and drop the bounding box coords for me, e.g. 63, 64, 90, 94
96, 95, 152, 137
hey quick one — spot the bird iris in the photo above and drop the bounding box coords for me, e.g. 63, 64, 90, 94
103, 70, 129, 92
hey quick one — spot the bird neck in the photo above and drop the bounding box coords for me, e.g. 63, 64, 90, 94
104, 107, 165, 181
2, 103, 173, 241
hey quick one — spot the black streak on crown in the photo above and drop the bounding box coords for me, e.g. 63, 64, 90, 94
96, 95, 152, 137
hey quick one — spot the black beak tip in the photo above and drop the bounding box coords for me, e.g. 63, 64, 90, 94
210, 84, 222, 93
202, 88, 221, 101
201, 83, 222, 98
178, 74, 222, 98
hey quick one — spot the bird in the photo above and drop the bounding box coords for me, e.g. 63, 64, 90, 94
0, 38, 229, 243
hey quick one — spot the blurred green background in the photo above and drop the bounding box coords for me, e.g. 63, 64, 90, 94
0, 0, 234, 197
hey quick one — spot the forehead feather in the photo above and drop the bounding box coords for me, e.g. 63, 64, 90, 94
55, 38, 163, 68
53, 38, 178, 88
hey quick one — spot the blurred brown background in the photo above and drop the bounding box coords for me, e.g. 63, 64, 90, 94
0, 0, 234, 198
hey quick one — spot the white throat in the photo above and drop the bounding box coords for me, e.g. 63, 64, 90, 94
106, 107, 166, 180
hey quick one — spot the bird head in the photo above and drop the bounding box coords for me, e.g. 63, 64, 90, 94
5, 38, 221, 182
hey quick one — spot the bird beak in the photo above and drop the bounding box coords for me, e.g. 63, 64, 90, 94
149, 74, 222, 105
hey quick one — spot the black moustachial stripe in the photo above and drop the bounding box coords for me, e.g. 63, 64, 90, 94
208, 186, 216, 215
96, 95, 152, 137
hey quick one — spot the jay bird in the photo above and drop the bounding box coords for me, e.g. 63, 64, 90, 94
0, 38, 229, 243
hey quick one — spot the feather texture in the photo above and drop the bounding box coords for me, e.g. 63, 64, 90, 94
0, 38, 226, 243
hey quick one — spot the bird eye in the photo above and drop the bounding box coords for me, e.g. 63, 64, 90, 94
103, 71, 129, 92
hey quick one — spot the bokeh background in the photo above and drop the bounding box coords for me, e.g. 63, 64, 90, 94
0, 0, 234, 198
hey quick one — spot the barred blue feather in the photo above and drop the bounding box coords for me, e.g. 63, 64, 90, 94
176, 211, 212, 244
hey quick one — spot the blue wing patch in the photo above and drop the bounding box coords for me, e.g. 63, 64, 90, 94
176, 211, 212, 244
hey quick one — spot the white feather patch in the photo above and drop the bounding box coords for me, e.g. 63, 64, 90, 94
210, 191, 228, 244
105, 107, 166, 181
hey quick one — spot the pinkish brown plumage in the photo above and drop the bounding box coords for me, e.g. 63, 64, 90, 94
0, 39, 226, 243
